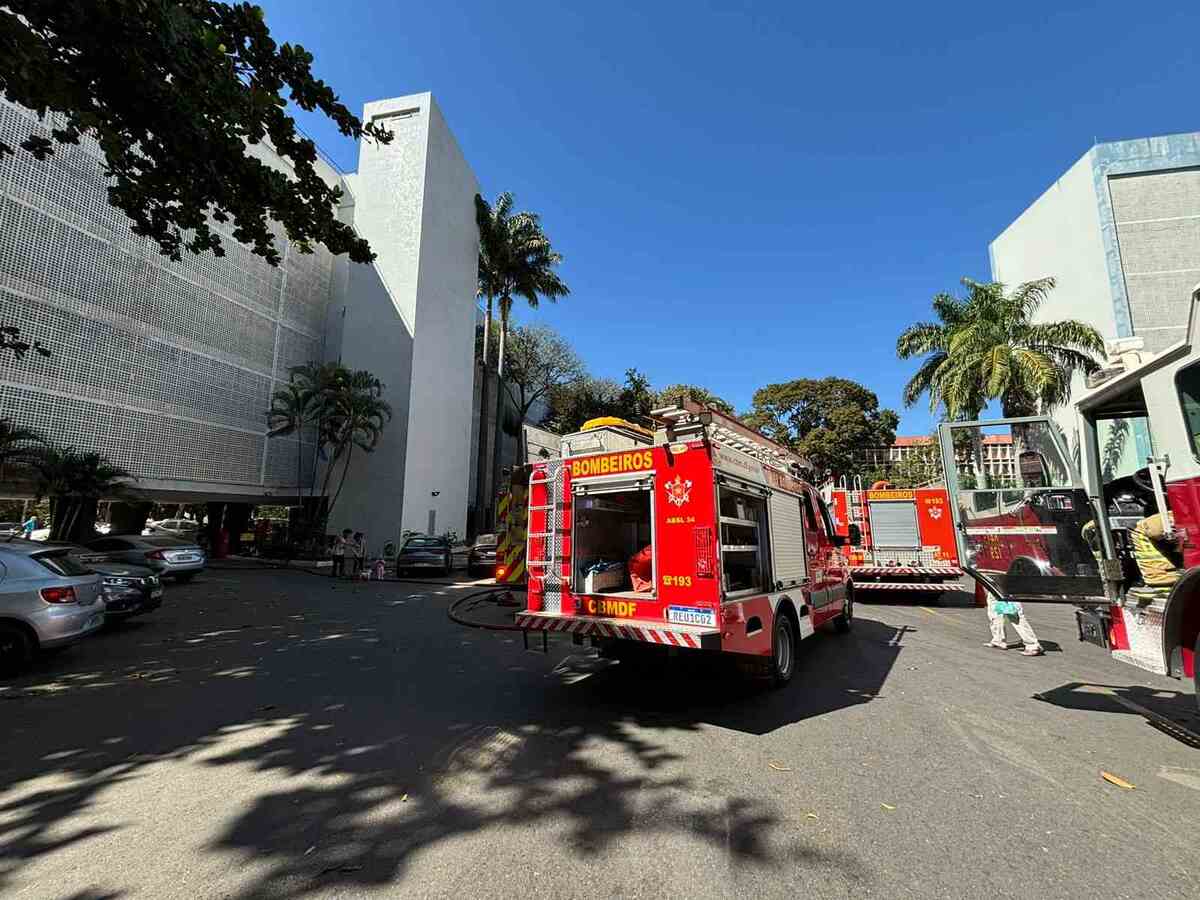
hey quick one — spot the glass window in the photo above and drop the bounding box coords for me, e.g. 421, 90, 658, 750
948, 422, 1072, 490
718, 486, 767, 595
816, 497, 836, 537
34, 551, 93, 577
801, 494, 818, 531
1177, 362, 1200, 457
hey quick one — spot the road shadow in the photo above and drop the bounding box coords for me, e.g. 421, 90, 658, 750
1034, 681, 1200, 748
0, 572, 891, 896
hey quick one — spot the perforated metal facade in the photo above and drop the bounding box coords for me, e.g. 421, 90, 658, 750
0, 99, 329, 496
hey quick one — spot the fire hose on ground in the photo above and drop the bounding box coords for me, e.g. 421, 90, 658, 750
446, 585, 528, 632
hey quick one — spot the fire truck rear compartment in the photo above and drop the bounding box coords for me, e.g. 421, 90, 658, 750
572, 485, 653, 598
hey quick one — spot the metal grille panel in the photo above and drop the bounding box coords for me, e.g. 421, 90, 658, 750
0, 99, 335, 492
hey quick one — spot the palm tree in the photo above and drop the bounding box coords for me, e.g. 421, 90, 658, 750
897, 277, 1105, 419
475, 192, 570, 377
268, 362, 336, 505
32, 447, 133, 542
322, 370, 392, 520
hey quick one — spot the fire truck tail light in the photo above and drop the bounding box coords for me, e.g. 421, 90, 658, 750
495, 565, 507, 579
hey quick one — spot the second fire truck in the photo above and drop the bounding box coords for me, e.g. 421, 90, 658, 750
513, 401, 853, 685
827, 482, 963, 594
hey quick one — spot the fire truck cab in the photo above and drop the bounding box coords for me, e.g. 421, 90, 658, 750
515, 401, 853, 685
937, 285, 1200, 706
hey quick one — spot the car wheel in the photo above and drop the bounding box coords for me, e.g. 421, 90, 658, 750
0, 624, 32, 676
769, 613, 797, 688
834, 589, 854, 633
175, 573, 196, 583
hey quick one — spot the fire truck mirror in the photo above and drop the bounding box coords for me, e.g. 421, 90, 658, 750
847, 523, 862, 547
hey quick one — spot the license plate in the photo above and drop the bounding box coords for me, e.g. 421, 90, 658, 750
175, 555, 198, 563
667, 606, 716, 628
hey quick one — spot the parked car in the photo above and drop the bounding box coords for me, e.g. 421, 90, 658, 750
145, 518, 200, 537
467, 533, 498, 576
395, 535, 452, 576
38, 543, 164, 620
83, 534, 207, 581
0, 541, 104, 675
0, 522, 22, 538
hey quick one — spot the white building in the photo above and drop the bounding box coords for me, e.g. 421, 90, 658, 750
989, 131, 1200, 470
0, 92, 478, 550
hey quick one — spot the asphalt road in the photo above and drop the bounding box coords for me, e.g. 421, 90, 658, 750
1, 569, 1197, 899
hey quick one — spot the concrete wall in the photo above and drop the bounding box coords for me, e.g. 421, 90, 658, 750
337, 94, 478, 540
990, 149, 1117, 341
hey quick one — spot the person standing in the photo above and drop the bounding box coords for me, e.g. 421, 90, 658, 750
984, 593, 1044, 656
331, 529, 351, 578
351, 532, 366, 577
21, 514, 37, 539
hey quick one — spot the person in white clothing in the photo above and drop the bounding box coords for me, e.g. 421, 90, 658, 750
984, 596, 1043, 656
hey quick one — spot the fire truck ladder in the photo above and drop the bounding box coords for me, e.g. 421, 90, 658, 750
523, 460, 564, 652
652, 402, 811, 478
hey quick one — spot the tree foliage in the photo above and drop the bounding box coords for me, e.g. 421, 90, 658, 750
654, 383, 735, 415
32, 447, 134, 542
745, 377, 899, 484
475, 192, 569, 376
501, 325, 586, 424
0, 325, 50, 361
897, 277, 1105, 418
0, 1, 390, 266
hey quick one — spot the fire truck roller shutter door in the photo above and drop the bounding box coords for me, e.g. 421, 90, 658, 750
868, 500, 921, 549
769, 491, 807, 588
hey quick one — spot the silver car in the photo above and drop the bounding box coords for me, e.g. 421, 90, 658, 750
0, 542, 104, 675
84, 534, 207, 582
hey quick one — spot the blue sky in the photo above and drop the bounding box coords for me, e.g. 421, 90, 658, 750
259, 0, 1199, 434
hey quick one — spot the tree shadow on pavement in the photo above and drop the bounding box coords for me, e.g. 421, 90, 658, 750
0, 572, 904, 896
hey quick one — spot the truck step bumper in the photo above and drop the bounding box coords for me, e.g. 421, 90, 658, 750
515, 611, 721, 650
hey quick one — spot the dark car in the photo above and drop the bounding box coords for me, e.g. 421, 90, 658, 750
395, 536, 452, 577
83, 534, 206, 581
41, 542, 165, 620
467, 533, 498, 576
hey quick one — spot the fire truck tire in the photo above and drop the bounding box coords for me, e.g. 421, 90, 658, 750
834, 590, 854, 633
769, 613, 797, 687
1193, 633, 1199, 709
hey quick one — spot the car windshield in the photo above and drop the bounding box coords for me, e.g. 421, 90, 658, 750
474, 534, 497, 547
34, 551, 94, 577
404, 538, 443, 549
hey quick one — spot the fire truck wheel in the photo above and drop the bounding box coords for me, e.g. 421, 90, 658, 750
1194, 633, 1199, 709
769, 614, 797, 687
834, 591, 854, 633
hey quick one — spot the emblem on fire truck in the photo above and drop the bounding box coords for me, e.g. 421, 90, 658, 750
929, 507, 942, 520
664, 475, 693, 507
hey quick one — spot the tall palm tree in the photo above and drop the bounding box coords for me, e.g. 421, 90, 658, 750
474, 191, 569, 532
323, 370, 392, 520
475, 192, 570, 377
897, 277, 1105, 419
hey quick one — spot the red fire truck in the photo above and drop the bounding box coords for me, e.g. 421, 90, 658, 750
513, 401, 853, 685
937, 285, 1200, 707
827, 483, 963, 593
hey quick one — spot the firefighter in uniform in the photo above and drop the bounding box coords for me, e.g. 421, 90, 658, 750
1129, 513, 1180, 593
